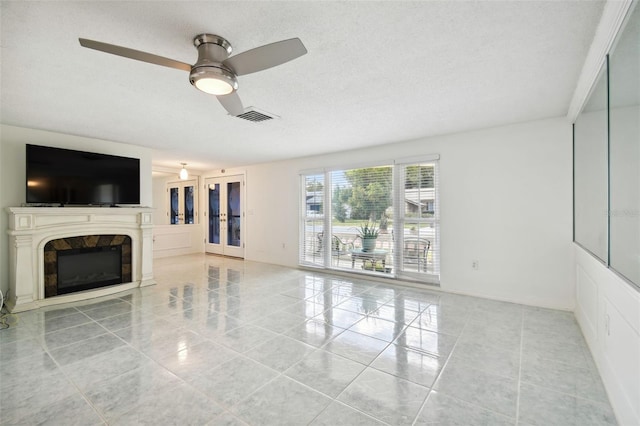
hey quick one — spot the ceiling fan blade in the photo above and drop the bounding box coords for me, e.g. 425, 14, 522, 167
79, 38, 192, 72
217, 91, 244, 116
223, 38, 307, 76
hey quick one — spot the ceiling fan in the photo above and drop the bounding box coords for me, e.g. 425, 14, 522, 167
78, 34, 307, 116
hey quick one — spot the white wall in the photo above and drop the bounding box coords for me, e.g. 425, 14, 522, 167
152, 175, 169, 226
575, 245, 640, 426
239, 117, 574, 309
0, 124, 153, 298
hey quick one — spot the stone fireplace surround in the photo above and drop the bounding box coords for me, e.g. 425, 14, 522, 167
6, 207, 154, 312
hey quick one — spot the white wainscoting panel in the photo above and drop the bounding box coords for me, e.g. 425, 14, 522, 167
574, 244, 640, 426
153, 224, 204, 259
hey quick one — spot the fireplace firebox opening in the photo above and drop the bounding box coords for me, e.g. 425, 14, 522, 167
57, 246, 122, 295
44, 235, 132, 298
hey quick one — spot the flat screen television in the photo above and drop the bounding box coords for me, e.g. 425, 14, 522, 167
26, 144, 141, 205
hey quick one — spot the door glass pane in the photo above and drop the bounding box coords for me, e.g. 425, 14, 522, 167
227, 181, 241, 247
169, 187, 179, 224
208, 183, 220, 244
184, 185, 195, 224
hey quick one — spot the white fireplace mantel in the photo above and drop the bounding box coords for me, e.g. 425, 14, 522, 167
6, 206, 155, 312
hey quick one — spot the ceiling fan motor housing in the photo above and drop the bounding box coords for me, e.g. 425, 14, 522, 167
189, 34, 238, 94
193, 34, 233, 63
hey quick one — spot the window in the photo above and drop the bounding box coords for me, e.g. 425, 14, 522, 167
299, 157, 440, 283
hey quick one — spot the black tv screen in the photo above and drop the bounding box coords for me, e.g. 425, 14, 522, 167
26, 144, 141, 205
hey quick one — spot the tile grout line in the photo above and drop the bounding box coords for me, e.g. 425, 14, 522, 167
67, 298, 237, 424
49, 299, 192, 425
35, 327, 110, 426
285, 298, 486, 424
288, 339, 393, 425
409, 302, 467, 426
410, 304, 529, 424
279, 297, 408, 425
98, 306, 225, 423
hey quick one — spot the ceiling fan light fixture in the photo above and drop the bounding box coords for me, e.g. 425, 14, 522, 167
190, 66, 238, 95
195, 78, 233, 95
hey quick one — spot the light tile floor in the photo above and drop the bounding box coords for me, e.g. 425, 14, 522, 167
0, 254, 618, 425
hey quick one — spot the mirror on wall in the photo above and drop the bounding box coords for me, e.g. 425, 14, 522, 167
574, 63, 608, 263
609, 4, 640, 285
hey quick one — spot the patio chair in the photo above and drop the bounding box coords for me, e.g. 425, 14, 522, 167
317, 232, 355, 265
403, 237, 431, 272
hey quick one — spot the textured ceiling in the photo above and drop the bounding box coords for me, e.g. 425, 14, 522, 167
0, 1, 605, 171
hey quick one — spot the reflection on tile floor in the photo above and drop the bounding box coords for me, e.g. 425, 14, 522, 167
0, 254, 618, 425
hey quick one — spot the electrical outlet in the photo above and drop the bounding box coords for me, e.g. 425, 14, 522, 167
472, 260, 479, 270
282, 243, 286, 249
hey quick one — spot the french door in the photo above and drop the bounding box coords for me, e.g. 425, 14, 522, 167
205, 175, 244, 258
167, 179, 197, 225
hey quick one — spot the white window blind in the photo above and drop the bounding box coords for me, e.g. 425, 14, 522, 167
299, 174, 325, 267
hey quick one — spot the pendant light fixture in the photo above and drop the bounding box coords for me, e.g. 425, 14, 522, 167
179, 163, 189, 180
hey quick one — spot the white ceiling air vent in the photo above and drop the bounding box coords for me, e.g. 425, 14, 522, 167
234, 107, 279, 122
